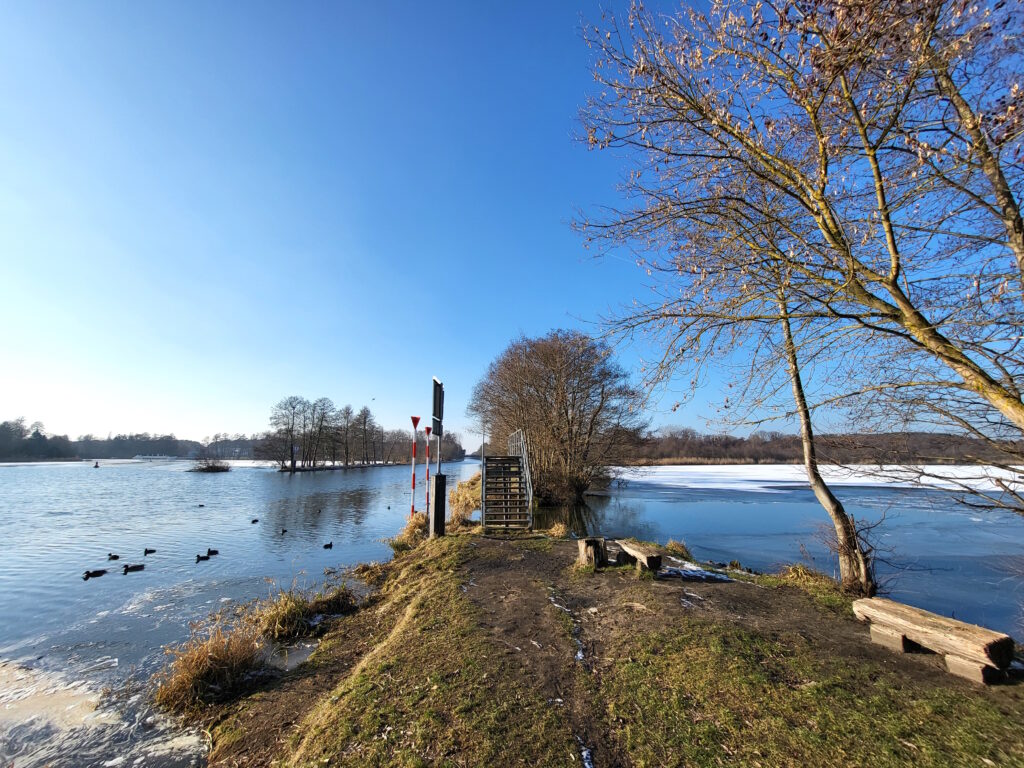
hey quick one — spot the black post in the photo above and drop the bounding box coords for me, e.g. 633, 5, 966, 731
429, 474, 446, 538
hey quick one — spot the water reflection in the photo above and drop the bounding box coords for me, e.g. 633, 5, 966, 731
536, 473, 1024, 637
536, 496, 660, 543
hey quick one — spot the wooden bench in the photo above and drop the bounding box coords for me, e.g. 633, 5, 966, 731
614, 540, 662, 573
852, 597, 1016, 684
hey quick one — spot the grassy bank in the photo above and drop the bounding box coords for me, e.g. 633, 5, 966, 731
165, 533, 1023, 767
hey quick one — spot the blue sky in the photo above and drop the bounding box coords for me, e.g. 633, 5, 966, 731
0, 1, 719, 444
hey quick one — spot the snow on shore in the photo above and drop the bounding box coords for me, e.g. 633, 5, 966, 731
616, 463, 1022, 494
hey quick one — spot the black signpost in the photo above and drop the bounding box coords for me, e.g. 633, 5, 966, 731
428, 377, 445, 538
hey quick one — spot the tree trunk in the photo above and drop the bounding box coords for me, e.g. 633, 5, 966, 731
779, 296, 876, 596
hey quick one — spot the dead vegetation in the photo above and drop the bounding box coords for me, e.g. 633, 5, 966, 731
152, 622, 263, 713
447, 472, 481, 528
386, 511, 428, 554
204, 534, 1024, 768
545, 521, 569, 538
351, 561, 388, 587
255, 584, 357, 641
152, 583, 357, 714
665, 538, 693, 561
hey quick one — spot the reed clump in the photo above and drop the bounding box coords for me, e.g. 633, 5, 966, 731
546, 522, 569, 538
759, 564, 851, 614
387, 512, 428, 554
447, 472, 481, 528
153, 584, 357, 713
255, 584, 357, 641
665, 539, 693, 561
352, 561, 389, 587
152, 621, 263, 713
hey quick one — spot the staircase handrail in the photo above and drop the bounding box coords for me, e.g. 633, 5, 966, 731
506, 429, 534, 515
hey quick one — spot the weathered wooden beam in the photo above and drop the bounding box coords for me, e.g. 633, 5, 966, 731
945, 654, 1003, 685
869, 624, 914, 654
853, 597, 1015, 671
616, 540, 662, 572
577, 537, 607, 568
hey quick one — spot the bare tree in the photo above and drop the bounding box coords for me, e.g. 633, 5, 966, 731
469, 330, 647, 504
579, 0, 1024, 520
336, 405, 354, 466
269, 396, 307, 472
353, 406, 377, 466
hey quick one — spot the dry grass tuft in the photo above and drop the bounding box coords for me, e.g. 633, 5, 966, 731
153, 584, 357, 713
388, 512, 428, 554
777, 563, 828, 585
759, 564, 851, 614
152, 621, 263, 713
352, 561, 389, 587
255, 584, 357, 641
665, 539, 693, 561
546, 522, 569, 539
447, 473, 481, 528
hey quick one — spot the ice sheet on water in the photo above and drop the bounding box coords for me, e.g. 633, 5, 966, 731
616, 463, 1023, 494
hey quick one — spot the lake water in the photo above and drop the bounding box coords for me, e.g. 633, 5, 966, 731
550, 465, 1024, 638
0, 459, 480, 768
1, 460, 1022, 767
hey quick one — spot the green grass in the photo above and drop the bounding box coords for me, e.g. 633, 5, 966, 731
200, 535, 1024, 767
600, 622, 1023, 767
285, 537, 577, 767
753, 564, 853, 615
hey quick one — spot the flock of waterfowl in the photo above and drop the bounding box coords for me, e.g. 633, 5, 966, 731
81, 505, 335, 581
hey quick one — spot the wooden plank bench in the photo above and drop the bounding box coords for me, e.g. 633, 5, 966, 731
852, 597, 1016, 684
614, 539, 662, 573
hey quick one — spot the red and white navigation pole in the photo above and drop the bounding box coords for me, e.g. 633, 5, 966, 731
410, 416, 420, 517
424, 426, 432, 513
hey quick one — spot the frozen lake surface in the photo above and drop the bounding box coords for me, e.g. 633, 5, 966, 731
554, 464, 1024, 637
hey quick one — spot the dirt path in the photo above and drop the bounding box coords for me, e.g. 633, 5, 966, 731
203, 534, 1024, 767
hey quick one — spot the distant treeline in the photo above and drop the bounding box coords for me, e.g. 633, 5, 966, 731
0, 418, 254, 461
0, 419, 76, 460
629, 428, 1022, 465
260, 396, 465, 472
0, 404, 469, 466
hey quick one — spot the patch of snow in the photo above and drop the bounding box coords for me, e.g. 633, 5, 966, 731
615, 463, 1023, 494
661, 566, 732, 582
576, 736, 595, 768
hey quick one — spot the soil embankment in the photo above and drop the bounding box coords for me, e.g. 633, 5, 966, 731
199, 533, 1024, 767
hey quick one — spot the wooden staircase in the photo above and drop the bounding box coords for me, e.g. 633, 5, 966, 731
482, 454, 531, 530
